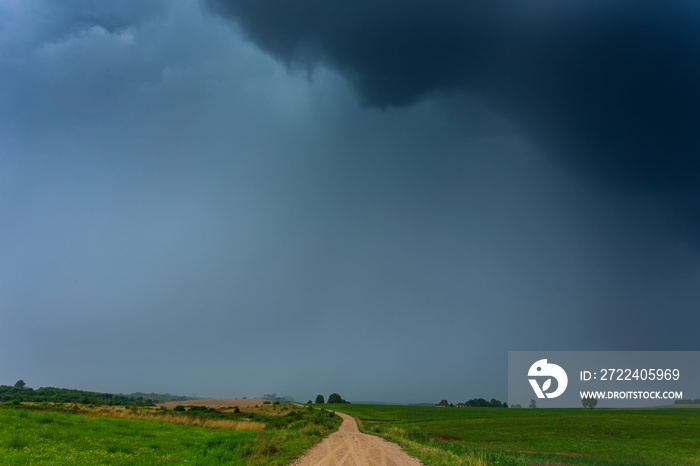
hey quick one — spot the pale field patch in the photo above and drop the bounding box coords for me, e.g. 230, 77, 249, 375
158, 398, 269, 408
75, 405, 266, 431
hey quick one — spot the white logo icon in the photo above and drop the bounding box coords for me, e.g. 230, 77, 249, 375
528, 359, 568, 398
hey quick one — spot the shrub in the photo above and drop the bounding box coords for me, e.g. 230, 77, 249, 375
327, 393, 349, 404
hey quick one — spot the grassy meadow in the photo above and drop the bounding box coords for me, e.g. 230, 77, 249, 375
335, 404, 700, 465
4, 399, 698, 465
0, 402, 340, 465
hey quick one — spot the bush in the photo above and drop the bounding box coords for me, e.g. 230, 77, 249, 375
582, 396, 598, 409
185, 406, 220, 417
328, 393, 347, 404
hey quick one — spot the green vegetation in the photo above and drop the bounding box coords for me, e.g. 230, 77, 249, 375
312, 393, 350, 404
460, 398, 507, 408
0, 402, 341, 465
0, 405, 256, 465
582, 395, 599, 409
675, 397, 700, 405
335, 404, 700, 465
327, 393, 349, 404
127, 392, 193, 404
436, 398, 508, 408
0, 384, 193, 406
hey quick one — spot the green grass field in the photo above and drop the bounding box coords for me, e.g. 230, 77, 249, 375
0, 403, 340, 465
4, 401, 698, 465
333, 404, 700, 465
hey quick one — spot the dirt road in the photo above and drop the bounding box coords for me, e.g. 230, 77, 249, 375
292, 412, 422, 466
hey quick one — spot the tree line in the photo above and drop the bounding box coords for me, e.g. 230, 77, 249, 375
437, 398, 508, 407
674, 398, 700, 405
310, 393, 350, 404
0, 380, 190, 406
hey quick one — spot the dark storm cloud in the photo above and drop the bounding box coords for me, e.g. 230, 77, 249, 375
3, 1, 700, 404
206, 0, 700, 202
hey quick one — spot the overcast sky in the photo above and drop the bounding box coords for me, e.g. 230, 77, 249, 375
1, 1, 699, 403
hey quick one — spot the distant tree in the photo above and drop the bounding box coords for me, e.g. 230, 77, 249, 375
328, 393, 349, 404
582, 396, 598, 409
315, 394, 325, 404
437, 399, 449, 407
13, 380, 26, 389
675, 398, 700, 404
466, 398, 488, 407
307, 400, 313, 404
529, 399, 537, 409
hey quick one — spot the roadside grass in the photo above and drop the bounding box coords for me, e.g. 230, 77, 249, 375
333, 404, 700, 465
0, 402, 340, 465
